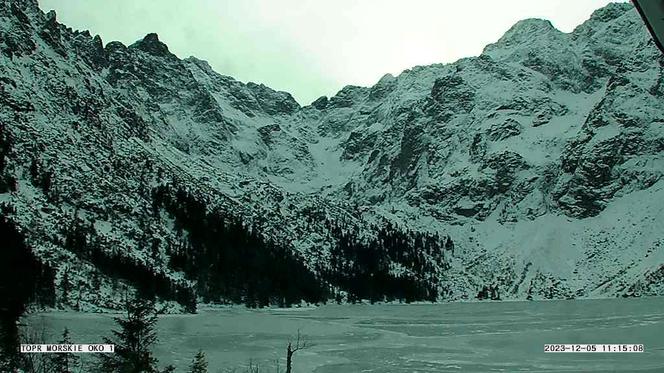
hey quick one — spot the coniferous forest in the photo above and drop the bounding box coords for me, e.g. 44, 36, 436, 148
151, 183, 452, 307
323, 219, 452, 303
61, 212, 198, 313
152, 184, 330, 308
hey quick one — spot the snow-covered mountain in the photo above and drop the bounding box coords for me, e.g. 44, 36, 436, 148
1, 0, 663, 312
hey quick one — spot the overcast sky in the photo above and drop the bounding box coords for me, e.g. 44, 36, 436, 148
39, 0, 625, 104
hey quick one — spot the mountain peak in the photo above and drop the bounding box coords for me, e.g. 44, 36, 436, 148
482, 17, 566, 58
45, 9, 57, 22
130, 33, 173, 57
513, 18, 556, 29
11, 0, 40, 14
586, 2, 633, 24
572, 2, 634, 39
377, 73, 395, 84
498, 18, 561, 44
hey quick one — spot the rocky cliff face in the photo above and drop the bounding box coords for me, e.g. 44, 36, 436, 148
1, 0, 663, 310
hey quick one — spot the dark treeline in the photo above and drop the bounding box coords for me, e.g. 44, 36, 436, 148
152, 185, 329, 308
62, 213, 197, 312
0, 205, 55, 371
323, 219, 452, 303
153, 184, 456, 306
477, 284, 501, 300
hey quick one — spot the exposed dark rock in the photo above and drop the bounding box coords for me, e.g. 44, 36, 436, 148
311, 96, 328, 110
258, 124, 282, 145
72, 33, 108, 69
369, 74, 396, 100
246, 82, 300, 115
341, 131, 378, 160
487, 118, 522, 141
130, 33, 174, 58
469, 133, 486, 163
425, 75, 475, 122
39, 10, 67, 57
328, 86, 368, 109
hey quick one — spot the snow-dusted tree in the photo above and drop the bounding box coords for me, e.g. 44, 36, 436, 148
51, 327, 79, 373
98, 297, 159, 373
189, 350, 208, 373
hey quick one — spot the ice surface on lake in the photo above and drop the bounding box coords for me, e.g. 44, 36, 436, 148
26, 297, 664, 372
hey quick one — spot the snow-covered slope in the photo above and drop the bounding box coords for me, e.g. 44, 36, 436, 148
1, 0, 663, 310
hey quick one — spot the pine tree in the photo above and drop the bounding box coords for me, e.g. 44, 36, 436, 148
51, 327, 78, 373
189, 350, 208, 373
98, 297, 159, 373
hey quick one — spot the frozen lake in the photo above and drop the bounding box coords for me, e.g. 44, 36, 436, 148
25, 297, 664, 372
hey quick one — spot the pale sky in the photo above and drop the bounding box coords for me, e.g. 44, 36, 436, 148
39, 0, 625, 104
